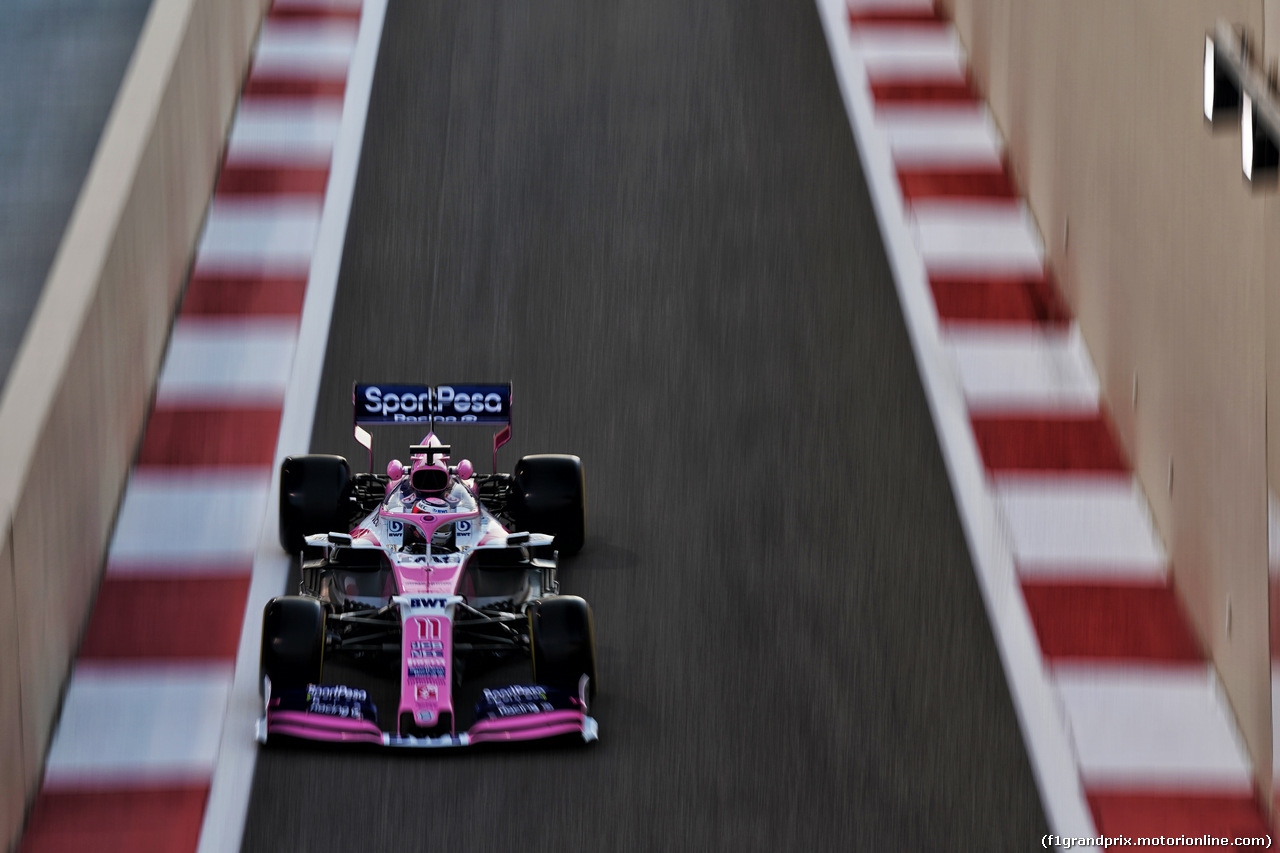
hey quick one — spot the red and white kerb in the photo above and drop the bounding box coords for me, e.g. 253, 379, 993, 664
19, 1, 372, 851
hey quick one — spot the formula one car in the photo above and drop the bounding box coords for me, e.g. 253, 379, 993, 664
257, 383, 598, 748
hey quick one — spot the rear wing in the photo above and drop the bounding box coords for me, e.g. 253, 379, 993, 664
352, 383, 512, 472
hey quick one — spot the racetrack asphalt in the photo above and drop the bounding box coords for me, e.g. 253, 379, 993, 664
240, 0, 1048, 849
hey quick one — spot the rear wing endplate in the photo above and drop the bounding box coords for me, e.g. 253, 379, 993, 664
352, 383, 512, 472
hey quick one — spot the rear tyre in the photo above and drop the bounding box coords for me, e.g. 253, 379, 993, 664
529, 596, 597, 703
512, 454, 585, 555
260, 596, 325, 696
279, 455, 351, 553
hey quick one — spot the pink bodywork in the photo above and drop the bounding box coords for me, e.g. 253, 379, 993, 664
468, 710, 589, 744
266, 710, 384, 744
397, 605, 455, 731
381, 439, 480, 733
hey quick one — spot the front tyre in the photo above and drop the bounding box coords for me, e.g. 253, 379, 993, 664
260, 596, 325, 696
512, 454, 585, 555
529, 596, 597, 703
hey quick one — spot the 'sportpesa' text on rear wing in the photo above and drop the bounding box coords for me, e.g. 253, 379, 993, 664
352, 383, 512, 472
355, 383, 510, 425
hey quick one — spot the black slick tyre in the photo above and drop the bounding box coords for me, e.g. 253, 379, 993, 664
279, 454, 351, 553
260, 596, 325, 696
529, 596, 597, 702
512, 454, 585, 554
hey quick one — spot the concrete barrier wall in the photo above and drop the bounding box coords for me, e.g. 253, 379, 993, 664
938, 0, 1276, 799
0, 0, 267, 848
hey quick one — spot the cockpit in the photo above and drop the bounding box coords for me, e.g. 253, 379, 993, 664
398, 518, 459, 555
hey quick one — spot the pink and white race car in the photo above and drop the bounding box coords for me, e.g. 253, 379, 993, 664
257, 383, 598, 748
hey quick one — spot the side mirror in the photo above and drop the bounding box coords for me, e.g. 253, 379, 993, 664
387, 459, 404, 480
455, 459, 474, 480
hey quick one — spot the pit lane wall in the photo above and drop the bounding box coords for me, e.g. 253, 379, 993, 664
0, 0, 267, 848
936, 0, 1279, 805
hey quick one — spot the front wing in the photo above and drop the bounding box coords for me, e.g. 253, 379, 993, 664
256, 683, 598, 748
